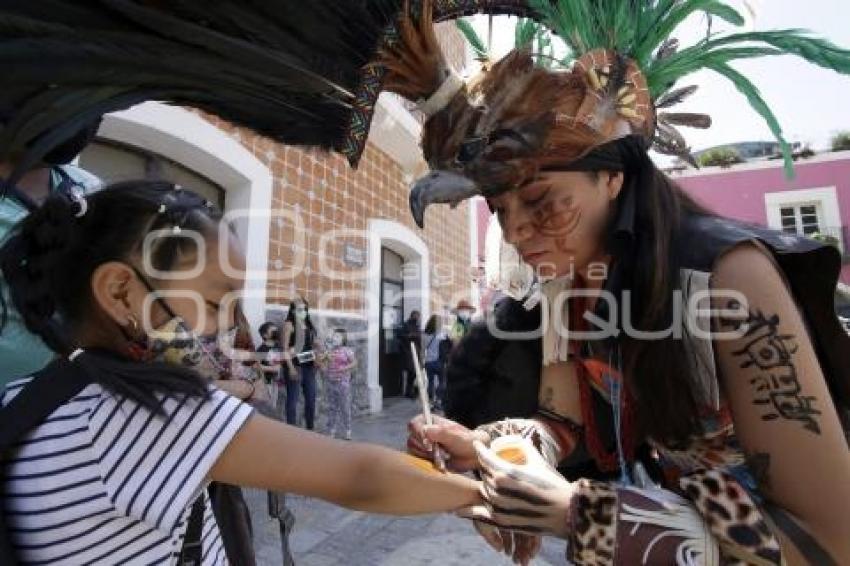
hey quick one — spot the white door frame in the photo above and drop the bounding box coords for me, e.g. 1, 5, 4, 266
365, 219, 430, 413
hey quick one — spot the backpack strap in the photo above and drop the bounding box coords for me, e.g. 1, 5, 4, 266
177, 495, 207, 566
0, 355, 92, 565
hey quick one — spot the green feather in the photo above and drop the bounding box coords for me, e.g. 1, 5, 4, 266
649, 28, 850, 96
634, 0, 744, 64
515, 18, 539, 48
703, 2, 746, 27
706, 61, 794, 178
649, 46, 782, 96
455, 18, 488, 60
704, 30, 850, 74
528, 0, 593, 53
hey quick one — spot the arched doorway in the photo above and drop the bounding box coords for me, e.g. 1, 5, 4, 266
93, 102, 273, 334
365, 219, 430, 413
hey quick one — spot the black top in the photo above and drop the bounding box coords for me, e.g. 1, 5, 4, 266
288, 324, 316, 367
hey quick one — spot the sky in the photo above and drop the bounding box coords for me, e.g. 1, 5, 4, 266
462, 1, 850, 164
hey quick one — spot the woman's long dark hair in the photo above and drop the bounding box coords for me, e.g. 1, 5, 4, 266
611, 157, 715, 445
0, 180, 222, 411
285, 297, 315, 331
424, 314, 439, 335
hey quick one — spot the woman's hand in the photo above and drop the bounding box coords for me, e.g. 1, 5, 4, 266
407, 414, 488, 472
459, 440, 575, 539
249, 377, 270, 404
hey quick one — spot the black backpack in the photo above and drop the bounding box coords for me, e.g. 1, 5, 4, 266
0, 357, 206, 565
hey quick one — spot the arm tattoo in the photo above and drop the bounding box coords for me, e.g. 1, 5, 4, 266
719, 303, 821, 434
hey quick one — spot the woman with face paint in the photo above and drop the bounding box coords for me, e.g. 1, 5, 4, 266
283, 297, 319, 429
387, 3, 850, 564
0, 181, 481, 564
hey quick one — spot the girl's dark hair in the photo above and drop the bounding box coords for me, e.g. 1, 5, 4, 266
0, 180, 223, 410
285, 297, 315, 331
424, 314, 439, 335
333, 328, 348, 346
613, 161, 714, 445
258, 321, 279, 339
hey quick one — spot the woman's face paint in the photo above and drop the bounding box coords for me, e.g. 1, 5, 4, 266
488, 171, 618, 277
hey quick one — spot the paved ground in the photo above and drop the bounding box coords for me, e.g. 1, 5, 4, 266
243, 398, 568, 565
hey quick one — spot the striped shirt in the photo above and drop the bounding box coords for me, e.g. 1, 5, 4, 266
1, 377, 254, 565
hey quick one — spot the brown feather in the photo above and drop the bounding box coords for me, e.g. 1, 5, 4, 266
379, 0, 446, 101
658, 112, 712, 129
655, 85, 699, 109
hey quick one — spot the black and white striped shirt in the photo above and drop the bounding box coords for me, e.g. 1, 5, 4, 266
1, 377, 254, 565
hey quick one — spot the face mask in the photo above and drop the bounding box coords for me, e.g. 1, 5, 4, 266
126, 265, 236, 379
331, 334, 344, 347
295, 307, 307, 321
194, 326, 238, 380
134, 315, 203, 366
457, 310, 471, 321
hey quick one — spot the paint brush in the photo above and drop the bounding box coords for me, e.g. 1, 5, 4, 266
409, 341, 446, 471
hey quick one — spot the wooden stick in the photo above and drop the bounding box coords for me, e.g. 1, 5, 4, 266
409, 341, 446, 471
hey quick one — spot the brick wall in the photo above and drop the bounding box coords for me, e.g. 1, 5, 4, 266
197, 23, 473, 414
201, 21, 474, 320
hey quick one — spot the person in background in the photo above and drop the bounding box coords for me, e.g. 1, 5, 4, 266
256, 321, 285, 411
283, 298, 319, 429
400, 310, 422, 399
449, 300, 475, 345
0, 119, 101, 383
422, 314, 447, 411
320, 328, 356, 440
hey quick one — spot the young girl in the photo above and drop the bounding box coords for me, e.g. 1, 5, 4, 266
0, 181, 479, 564
256, 321, 285, 410
321, 328, 356, 440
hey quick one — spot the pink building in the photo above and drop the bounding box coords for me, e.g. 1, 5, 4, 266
671, 150, 850, 284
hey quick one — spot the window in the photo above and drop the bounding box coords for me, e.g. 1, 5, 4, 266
765, 187, 844, 253
779, 203, 822, 236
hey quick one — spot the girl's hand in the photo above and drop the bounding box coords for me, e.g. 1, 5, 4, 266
458, 440, 575, 539
473, 521, 542, 566
407, 414, 488, 472
249, 378, 270, 404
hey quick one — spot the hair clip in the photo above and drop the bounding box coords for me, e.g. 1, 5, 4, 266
69, 186, 88, 218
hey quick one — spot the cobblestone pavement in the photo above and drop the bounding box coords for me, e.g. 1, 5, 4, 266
243, 398, 568, 565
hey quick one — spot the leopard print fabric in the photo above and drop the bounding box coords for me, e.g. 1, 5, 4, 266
680, 470, 782, 565
475, 418, 561, 467
567, 479, 618, 565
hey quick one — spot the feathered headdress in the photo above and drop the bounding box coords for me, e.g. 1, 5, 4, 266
376, 0, 850, 227
0, 0, 849, 220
